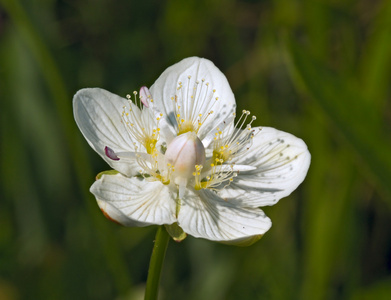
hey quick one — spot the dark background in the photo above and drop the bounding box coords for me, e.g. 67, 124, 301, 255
1, 0, 391, 299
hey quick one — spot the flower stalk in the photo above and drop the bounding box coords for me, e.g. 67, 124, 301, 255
144, 226, 170, 300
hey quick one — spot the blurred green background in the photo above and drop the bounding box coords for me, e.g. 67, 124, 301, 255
1, 0, 391, 299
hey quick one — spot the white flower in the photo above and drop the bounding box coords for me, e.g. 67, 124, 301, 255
73, 57, 311, 245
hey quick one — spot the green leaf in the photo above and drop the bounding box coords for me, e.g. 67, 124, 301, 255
360, 0, 391, 108
352, 278, 391, 300
286, 39, 391, 202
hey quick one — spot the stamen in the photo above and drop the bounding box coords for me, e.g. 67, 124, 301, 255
212, 110, 261, 164
135, 147, 171, 185
171, 76, 220, 135
194, 164, 238, 191
121, 90, 162, 154
193, 165, 204, 190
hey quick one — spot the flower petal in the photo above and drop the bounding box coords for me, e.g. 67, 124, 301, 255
177, 189, 271, 242
219, 127, 311, 207
73, 88, 139, 176
90, 173, 177, 226
149, 57, 236, 140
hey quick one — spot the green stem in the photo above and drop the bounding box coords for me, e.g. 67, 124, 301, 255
145, 226, 170, 300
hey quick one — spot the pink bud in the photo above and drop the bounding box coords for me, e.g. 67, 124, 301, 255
139, 86, 151, 108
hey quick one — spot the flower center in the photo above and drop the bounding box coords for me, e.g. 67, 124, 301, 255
165, 131, 206, 181
111, 86, 259, 194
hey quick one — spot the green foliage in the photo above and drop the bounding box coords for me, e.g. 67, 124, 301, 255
1, 0, 390, 299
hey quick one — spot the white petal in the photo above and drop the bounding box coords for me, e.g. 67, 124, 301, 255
73, 88, 139, 176
199, 164, 255, 179
90, 173, 177, 226
221, 164, 256, 172
157, 117, 176, 144
149, 57, 236, 140
219, 127, 311, 207
177, 189, 271, 242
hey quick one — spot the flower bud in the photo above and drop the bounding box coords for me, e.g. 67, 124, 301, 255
165, 132, 206, 179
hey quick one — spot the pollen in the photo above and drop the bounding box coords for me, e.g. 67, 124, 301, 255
144, 137, 158, 154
